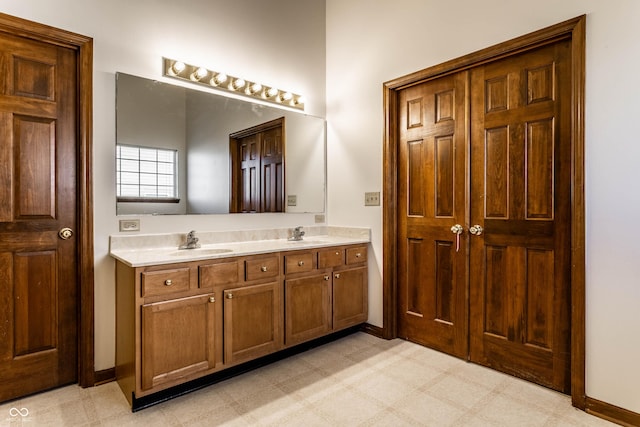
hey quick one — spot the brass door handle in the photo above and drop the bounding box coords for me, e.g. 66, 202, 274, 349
334, 273, 341, 279
226, 293, 233, 299
164, 279, 173, 286
209, 296, 216, 303
324, 275, 330, 281
261, 266, 268, 272
58, 227, 74, 240
298, 261, 304, 266
450, 224, 464, 235
469, 225, 484, 236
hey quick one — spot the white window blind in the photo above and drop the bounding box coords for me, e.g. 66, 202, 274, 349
116, 145, 177, 200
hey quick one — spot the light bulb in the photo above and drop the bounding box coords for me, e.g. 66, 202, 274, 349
249, 82, 263, 94
211, 73, 227, 86
281, 92, 293, 101
266, 87, 279, 98
191, 67, 208, 81
232, 78, 246, 90
170, 61, 186, 75
195, 67, 208, 79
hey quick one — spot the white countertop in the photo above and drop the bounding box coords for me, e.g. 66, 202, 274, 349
109, 226, 370, 267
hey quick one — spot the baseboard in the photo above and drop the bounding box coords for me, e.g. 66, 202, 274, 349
94, 367, 115, 386
586, 397, 640, 427
360, 323, 385, 339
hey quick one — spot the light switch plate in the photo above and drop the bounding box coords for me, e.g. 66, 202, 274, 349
287, 195, 297, 206
119, 219, 140, 232
364, 192, 380, 206
315, 214, 325, 223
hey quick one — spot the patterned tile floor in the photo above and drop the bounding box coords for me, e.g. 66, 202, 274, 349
0, 333, 616, 426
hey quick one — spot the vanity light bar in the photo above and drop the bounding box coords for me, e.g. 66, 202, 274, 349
163, 58, 305, 111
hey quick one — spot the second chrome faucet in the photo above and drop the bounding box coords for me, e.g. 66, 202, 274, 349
289, 226, 305, 241
179, 230, 201, 249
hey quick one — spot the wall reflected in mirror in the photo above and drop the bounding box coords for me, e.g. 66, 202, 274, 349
116, 72, 326, 215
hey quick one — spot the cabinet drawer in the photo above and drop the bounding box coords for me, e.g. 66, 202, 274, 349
284, 252, 315, 274
245, 255, 279, 281
200, 260, 242, 287
318, 248, 344, 269
346, 246, 367, 265
141, 268, 191, 297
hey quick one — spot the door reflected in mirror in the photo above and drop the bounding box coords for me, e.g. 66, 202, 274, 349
115, 72, 325, 215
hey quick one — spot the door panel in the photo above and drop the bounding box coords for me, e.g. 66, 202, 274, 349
240, 134, 260, 213
469, 41, 571, 392
261, 126, 283, 212
0, 33, 78, 401
285, 274, 331, 345
223, 281, 283, 365
397, 73, 468, 358
141, 294, 216, 391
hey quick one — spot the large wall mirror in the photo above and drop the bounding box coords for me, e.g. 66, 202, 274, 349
115, 72, 326, 215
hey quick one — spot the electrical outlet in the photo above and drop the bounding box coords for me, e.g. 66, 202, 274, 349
119, 219, 140, 232
315, 214, 325, 223
287, 195, 297, 206
364, 192, 380, 206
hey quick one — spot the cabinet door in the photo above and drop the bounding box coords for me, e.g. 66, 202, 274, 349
285, 274, 331, 346
333, 266, 368, 331
141, 294, 216, 391
224, 281, 283, 365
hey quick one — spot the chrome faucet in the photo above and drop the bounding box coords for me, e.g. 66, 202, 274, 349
179, 230, 201, 249
289, 226, 305, 241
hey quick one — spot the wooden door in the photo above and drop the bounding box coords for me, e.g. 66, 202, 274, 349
229, 117, 284, 213
397, 73, 468, 358
223, 281, 283, 365
141, 294, 216, 391
0, 33, 79, 400
469, 41, 572, 392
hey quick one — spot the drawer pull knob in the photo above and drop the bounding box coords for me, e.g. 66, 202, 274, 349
356, 253, 361, 258
164, 279, 173, 286
298, 261, 305, 266
335, 273, 341, 279
335, 251, 340, 256
226, 293, 234, 299
261, 266, 268, 272
209, 296, 216, 303
324, 275, 330, 281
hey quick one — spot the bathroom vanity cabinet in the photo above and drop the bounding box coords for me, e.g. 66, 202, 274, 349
115, 243, 367, 408
284, 246, 368, 346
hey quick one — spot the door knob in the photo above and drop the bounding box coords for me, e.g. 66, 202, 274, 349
58, 227, 74, 240
469, 225, 484, 236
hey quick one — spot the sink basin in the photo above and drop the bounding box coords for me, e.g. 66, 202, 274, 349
286, 240, 324, 245
168, 248, 233, 256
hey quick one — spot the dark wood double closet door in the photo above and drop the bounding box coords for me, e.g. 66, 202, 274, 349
229, 117, 284, 213
398, 40, 572, 392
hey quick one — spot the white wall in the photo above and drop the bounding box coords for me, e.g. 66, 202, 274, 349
326, 0, 640, 414
0, 0, 326, 371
